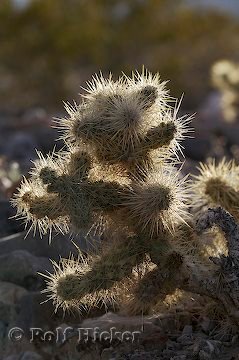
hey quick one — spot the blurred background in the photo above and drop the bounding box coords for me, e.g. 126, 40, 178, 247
0, 1, 239, 358
1, 0, 239, 110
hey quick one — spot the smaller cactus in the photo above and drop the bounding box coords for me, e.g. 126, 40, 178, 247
211, 60, 239, 123
190, 158, 239, 219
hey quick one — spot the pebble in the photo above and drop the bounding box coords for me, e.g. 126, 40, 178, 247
198, 350, 211, 360
166, 339, 182, 351
177, 325, 194, 345
181, 325, 193, 336
231, 334, 239, 345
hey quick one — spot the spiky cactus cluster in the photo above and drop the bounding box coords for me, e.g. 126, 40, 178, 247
13, 70, 239, 319
211, 60, 239, 123
12, 70, 190, 312
191, 158, 239, 219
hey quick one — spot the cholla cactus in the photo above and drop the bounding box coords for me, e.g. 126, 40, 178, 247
12, 69, 191, 313
12, 70, 239, 323
191, 158, 239, 219
211, 60, 239, 123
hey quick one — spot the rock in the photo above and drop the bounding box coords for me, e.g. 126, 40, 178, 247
140, 331, 168, 351
0, 250, 51, 289
77, 350, 101, 360
0, 201, 24, 237
3, 356, 19, 360
0, 281, 27, 305
21, 351, 43, 360
191, 337, 204, 355
0, 302, 13, 324
205, 340, 222, 355
129, 350, 160, 360
199, 350, 212, 360
16, 292, 57, 332
190, 338, 222, 359
153, 314, 176, 333
101, 347, 115, 360
0, 320, 7, 342
16, 291, 81, 334
177, 337, 193, 346
182, 325, 193, 337
162, 349, 176, 358
80, 312, 160, 339
3, 353, 43, 360
177, 325, 193, 345
0, 231, 95, 260
231, 334, 239, 345
0, 282, 27, 324
199, 317, 216, 334
166, 340, 182, 351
